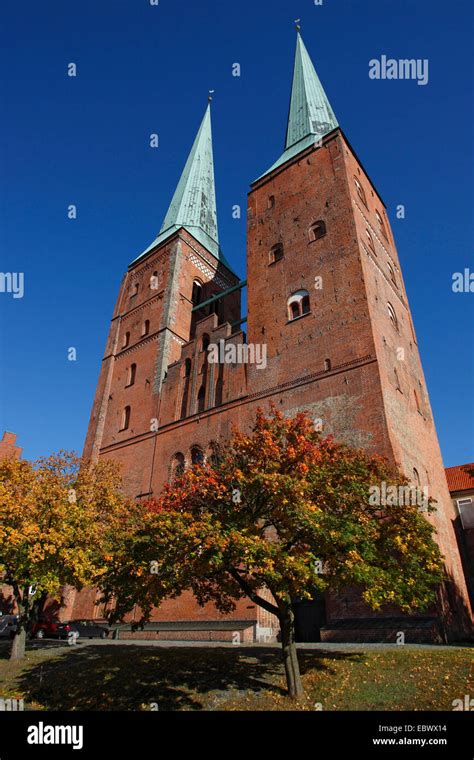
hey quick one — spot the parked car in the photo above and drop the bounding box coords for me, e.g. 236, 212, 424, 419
0, 615, 18, 639
67, 620, 109, 639
31, 618, 71, 640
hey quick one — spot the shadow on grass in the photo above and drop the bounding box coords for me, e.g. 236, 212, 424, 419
0, 639, 69, 660
15, 644, 364, 711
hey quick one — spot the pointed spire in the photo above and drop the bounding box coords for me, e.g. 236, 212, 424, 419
286, 32, 338, 149
257, 31, 338, 180
134, 100, 226, 265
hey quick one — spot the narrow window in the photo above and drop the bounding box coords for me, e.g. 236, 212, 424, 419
126, 363, 136, 387
394, 367, 402, 391
290, 302, 299, 320
120, 406, 131, 431
192, 280, 203, 306
414, 389, 422, 415
269, 242, 284, 264
202, 334, 210, 351
309, 220, 326, 242
387, 302, 398, 330
365, 229, 375, 253
376, 210, 388, 239
387, 261, 397, 285
130, 282, 139, 298
324, 359, 331, 371
180, 359, 192, 420
170, 453, 185, 481
209, 296, 220, 319
142, 319, 150, 336
354, 177, 367, 206
268, 195, 275, 209
215, 377, 223, 406
197, 385, 206, 413
122, 331, 130, 348
413, 467, 421, 485
150, 271, 158, 290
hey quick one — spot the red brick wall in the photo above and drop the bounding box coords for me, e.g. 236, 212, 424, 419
73, 129, 472, 640
0, 432, 22, 461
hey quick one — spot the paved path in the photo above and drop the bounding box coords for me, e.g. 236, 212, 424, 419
13, 639, 468, 652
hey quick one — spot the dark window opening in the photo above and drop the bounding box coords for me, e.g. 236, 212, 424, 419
309, 220, 326, 242
269, 243, 284, 264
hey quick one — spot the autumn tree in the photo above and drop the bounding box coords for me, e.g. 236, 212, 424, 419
97, 408, 444, 699
0, 453, 137, 660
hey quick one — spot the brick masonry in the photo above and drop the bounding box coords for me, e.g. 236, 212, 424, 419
66, 128, 473, 641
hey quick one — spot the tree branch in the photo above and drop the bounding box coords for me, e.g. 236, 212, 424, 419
228, 567, 280, 617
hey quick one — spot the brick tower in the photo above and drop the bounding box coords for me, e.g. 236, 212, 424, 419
69, 32, 472, 642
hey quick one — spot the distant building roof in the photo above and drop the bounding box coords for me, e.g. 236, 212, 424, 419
445, 463, 474, 493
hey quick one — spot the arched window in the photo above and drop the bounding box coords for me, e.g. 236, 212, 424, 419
287, 290, 311, 321
120, 406, 131, 431
197, 385, 206, 413
191, 446, 204, 466
202, 334, 210, 351
184, 358, 191, 377
354, 177, 367, 206
365, 228, 375, 253
150, 271, 158, 290
122, 331, 130, 348
413, 467, 421, 485
387, 261, 397, 285
192, 280, 203, 306
126, 363, 136, 387
269, 242, 284, 264
324, 358, 331, 371
268, 195, 275, 209
376, 210, 388, 239
130, 282, 139, 298
170, 452, 185, 481
387, 302, 398, 330
142, 319, 150, 336
309, 220, 326, 242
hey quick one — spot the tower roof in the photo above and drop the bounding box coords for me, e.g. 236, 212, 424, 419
257, 32, 338, 180
132, 103, 233, 270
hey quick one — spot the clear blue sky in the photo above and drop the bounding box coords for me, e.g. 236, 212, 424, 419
0, 0, 472, 467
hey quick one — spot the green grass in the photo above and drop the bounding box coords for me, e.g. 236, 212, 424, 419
0, 642, 472, 711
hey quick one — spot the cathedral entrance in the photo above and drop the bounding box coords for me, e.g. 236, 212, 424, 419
293, 594, 327, 643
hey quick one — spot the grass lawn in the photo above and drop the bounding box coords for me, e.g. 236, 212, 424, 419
0, 642, 472, 711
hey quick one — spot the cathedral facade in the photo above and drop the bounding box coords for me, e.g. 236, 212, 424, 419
66, 33, 473, 642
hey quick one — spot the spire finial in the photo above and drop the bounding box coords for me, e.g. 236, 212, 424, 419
208, 89, 215, 103
294, 18, 301, 32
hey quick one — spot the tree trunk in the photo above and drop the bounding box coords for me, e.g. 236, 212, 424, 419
10, 626, 26, 661
9, 585, 29, 661
279, 605, 304, 699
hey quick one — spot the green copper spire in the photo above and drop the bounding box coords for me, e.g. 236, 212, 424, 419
133, 102, 228, 266
257, 31, 338, 180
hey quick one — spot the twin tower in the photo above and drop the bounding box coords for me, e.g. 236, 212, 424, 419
72, 32, 472, 641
